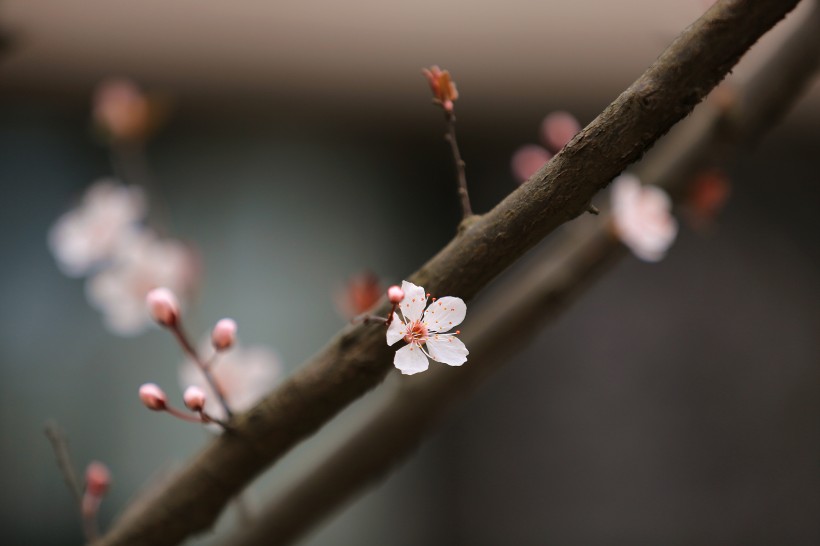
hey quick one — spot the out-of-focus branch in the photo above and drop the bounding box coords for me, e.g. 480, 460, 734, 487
96, 2, 801, 544
225, 3, 820, 544
44, 421, 84, 506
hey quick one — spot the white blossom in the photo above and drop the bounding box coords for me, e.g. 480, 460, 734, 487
179, 343, 282, 423
610, 174, 678, 262
386, 281, 468, 375
85, 229, 195, 335
48, 180, 146, 276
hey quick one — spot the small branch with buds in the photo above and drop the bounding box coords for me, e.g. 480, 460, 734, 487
423, 66, 473, 221
146, 288, 235, 420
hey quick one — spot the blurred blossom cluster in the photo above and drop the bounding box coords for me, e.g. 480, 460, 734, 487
48, 180, 197, 335
511, 111, 581, 184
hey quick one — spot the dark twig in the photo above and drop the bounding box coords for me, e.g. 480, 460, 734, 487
44, 421, 84, 505
444, 112, 473, 219
96, 2, 802, 544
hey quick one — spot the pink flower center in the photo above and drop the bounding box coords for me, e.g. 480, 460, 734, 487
403, 321, 429, 345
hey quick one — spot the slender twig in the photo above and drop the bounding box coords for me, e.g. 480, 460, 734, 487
224, 3, 820, 541
443, 111, 473, 219
169, 323, 234, 420
351, 313, 388, 325
44, 421, 84, 505
96, 3, 801, 545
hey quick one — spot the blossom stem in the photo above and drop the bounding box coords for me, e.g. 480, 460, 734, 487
169, 323, 234, 420
443, 112, 473, 220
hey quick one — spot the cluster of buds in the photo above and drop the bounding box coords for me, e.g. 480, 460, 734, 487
141, 287, 239, 429
423, 66, 459, 113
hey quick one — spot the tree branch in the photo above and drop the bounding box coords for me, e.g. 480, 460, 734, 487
224, 4, 820, 542
97, 1, 802, 544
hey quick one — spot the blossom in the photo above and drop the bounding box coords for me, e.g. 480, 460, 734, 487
422, 66, 459, 112
48, 180, 146, 277
86, 229, 196, 335
386, 281, 468, 375
179, 342, 282, 423
610, 174, 678, 262
511, 144, 552, 185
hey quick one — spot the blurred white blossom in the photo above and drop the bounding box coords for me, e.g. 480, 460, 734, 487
179, 343, 282, 423
48, 180, 146, 277
610, 174, 678, 262
85, 230, 196, 336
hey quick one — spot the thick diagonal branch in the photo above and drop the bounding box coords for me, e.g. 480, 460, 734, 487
225, 4, 820, 543
96, 2, 802, 544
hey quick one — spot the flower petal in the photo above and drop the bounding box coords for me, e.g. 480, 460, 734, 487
386, 313, 406, 346
399, 281, 427, 323
426, 335, 468, 366
422, 296, 466, 333
393, 343, 429, 375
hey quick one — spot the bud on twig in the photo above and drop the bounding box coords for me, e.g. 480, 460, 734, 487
84, 461, 111, 498
211, 318, 237, 351
146, 288, 179, 327
387, 285, 404, 304
183, 386, 207, 412
138, 383, 167, 411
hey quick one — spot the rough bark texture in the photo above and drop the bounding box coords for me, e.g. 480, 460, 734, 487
97, 1, 802, 544
226, 4, 820, 542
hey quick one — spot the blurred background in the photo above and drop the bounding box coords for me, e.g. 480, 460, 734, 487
1, 1, 818, 544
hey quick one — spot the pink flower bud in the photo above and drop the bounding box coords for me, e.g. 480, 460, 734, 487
183, 386, 207, 412
211, 318, 237, 351
139, 383, 167, 411
146, 287, 179, 326
387, 285, 404, 304
85, 461, 111, 497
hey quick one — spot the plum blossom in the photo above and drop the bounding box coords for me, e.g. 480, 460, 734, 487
86, 230, 196, 335
179, 342, 282, 423
386, 281, 468, 375
48, 180, 146, 276
610, 174, 678, 262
